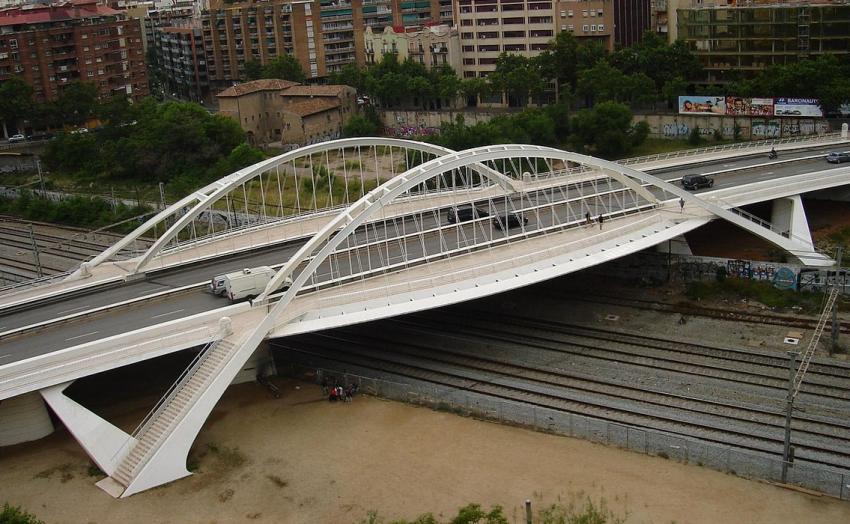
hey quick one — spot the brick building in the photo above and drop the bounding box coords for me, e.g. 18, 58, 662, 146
216, 78, 356, 145
0, 0, 148, 102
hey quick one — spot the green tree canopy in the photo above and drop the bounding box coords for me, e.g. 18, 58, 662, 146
0, 76, 34, 136
259, 54, 306, 83
489, 53, 547, 106
569, 101, 647, 157
55, 82, 99, 126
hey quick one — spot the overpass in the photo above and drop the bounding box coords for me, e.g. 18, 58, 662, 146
1, 134, 848, 497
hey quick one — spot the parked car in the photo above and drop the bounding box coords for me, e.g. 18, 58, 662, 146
826, 151, 850, 164
8, 134, 26, 143
681, 174, 714, 190
492, 212, 528, 230
446, 205, 489, 224
28, 131, 54, 141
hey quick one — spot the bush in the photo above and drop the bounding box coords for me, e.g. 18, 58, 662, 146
0, 503, 45, 524
688, 126, 701, 146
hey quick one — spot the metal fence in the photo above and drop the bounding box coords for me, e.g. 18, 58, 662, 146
291, 364, 849, 501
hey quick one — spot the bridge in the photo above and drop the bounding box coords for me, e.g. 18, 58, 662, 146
0, 134, 848, 497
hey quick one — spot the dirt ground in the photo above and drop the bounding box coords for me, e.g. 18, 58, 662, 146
1, 379, 849, 524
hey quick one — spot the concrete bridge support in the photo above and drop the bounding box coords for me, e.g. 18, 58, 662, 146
0, 392, 53, 446
771, 195, 814, 250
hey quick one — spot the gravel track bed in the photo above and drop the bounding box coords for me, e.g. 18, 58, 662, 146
278, 340, 849, 470
409, 311, 850, 405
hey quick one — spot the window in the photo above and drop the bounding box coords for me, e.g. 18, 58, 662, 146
560, 10, 566, 17
582, 24, 589, 32
567, 10, 573, 17
9, 39, 16, 49
582, 10, 588, 17
598, 24, 605, 32
590, 25, 597, 32
87, 71, 94, 77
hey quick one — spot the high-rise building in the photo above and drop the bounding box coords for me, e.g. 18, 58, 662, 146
555, 0, 613, 51
612, 0, 651, 48
677, 1, 850, 83
454, 0, 556, 79
153, 23, 208, 101
0, 0, 149, 102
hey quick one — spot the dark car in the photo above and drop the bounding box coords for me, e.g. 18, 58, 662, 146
28, 131, 54, 141
447, 206, 489, 224
681, 174, 714, 190
492, 212, 528, 230
826, 151, 850, 164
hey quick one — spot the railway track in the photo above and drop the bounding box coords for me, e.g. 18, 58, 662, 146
548, 290, 850, 335
401, 310, 850, 404
278, 335, 850, 470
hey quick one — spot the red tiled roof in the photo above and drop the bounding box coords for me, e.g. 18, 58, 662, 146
217, 79, 301, 97
283, 98, 340, 117
280, 85, 351, 97
0, 1, 120, 27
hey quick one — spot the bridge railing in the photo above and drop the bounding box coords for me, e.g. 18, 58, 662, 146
618, 132, 844, 167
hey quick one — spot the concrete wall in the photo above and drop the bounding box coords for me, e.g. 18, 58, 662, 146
379, 109, 834, 141
633, 113, 832, 140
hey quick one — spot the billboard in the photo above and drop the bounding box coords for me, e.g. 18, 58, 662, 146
725, 97, 774, 116
678, 96, 726, 115
774, 98, 823, 118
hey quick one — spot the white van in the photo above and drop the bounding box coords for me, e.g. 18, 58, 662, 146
214, 266, 293, 301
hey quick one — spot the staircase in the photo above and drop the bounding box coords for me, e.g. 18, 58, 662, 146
111, 339, 237, 490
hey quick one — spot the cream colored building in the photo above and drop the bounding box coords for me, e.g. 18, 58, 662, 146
364, 25, 462, 72
217, 79, 357, 146
454, 0, 556, 80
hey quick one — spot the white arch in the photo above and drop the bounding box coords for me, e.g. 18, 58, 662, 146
257, 143, 830, 307
81, 137, 518, 277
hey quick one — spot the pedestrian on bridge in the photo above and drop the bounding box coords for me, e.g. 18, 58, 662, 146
585, 212, 592, 227
598, 214, 604, 230
679, 198, 685, 213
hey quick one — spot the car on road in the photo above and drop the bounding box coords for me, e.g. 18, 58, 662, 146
447, 205, 489, 224
826, 151, 850, 164
492, 212, 528, 230
8, 134, 26, 143
681, 174, 714, 190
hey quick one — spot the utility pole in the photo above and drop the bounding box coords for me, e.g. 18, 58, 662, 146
781, 351, 798, 483
36, 158, 45, 194
27, 223, 43, 278
831, 246, 843, 355
158, 182, 167, 211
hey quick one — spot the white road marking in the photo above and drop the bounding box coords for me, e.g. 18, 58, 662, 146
65, 331, 99, 341
0, 354, 10, 360
151, 309, 185, 319
57, 305, 88, 315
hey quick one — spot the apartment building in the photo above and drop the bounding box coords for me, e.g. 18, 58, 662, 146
612, 0, 651, 47
677, 1, 850, 83
364, 24, 461, 71
454, 0, 556, 79
0, 0, 148, 102
555, 0, 613, 51
153, 23, 208, 100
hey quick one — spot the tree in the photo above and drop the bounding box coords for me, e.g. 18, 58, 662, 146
569, 101, 646, 157
0, 76, 34, 138
576, 61, 630, 104
343, 114, 379, 137
489, 53, 546, 106
661, 76, 688, 109
55, 82, 98, 127
611, 31, 701, 92
244, 59, 263, 81
459, 77, 490, 106
260, 54, 306, 83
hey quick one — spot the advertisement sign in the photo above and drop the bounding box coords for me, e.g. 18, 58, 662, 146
749, 98, 774, 116
678, 96, 726, 115
725, 96, 751, 116
774, 98, 823, 117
